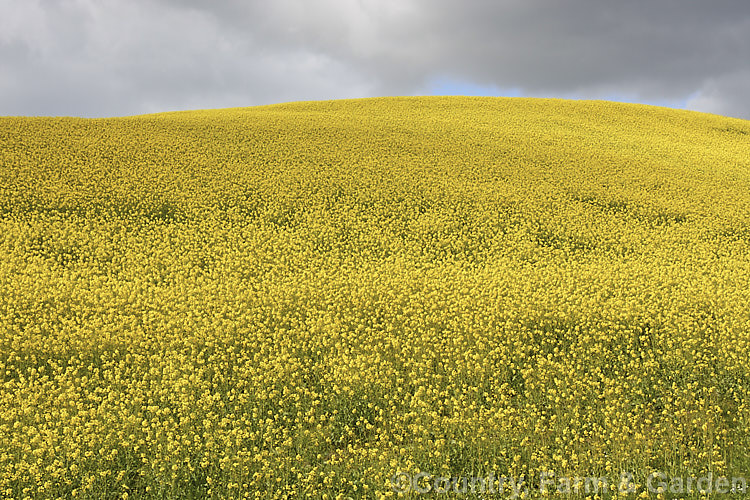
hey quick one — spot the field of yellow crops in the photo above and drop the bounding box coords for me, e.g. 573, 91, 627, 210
1, 97, 749, 498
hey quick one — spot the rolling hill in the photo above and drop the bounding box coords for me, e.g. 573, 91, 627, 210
1, 97, 749, 498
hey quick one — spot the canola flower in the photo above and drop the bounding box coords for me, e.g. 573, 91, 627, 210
0, 96, 749, 499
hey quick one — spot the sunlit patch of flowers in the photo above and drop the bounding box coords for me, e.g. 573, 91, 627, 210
0, 97, 749, 498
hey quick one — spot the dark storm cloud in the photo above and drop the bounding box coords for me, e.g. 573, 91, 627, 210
409, 0, 750, 114
1, 0, 749, 118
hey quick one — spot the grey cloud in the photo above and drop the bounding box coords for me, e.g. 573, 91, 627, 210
0, 0, 748, 118
687, 70, 750, 119
409, 1, 750, 107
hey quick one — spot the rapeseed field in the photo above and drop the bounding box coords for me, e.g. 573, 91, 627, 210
1, 97, 749, 498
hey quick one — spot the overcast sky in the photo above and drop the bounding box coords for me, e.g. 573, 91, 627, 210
1, 0, 749, 119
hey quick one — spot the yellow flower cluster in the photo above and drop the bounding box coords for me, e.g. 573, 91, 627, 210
1, 97, 749, 498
